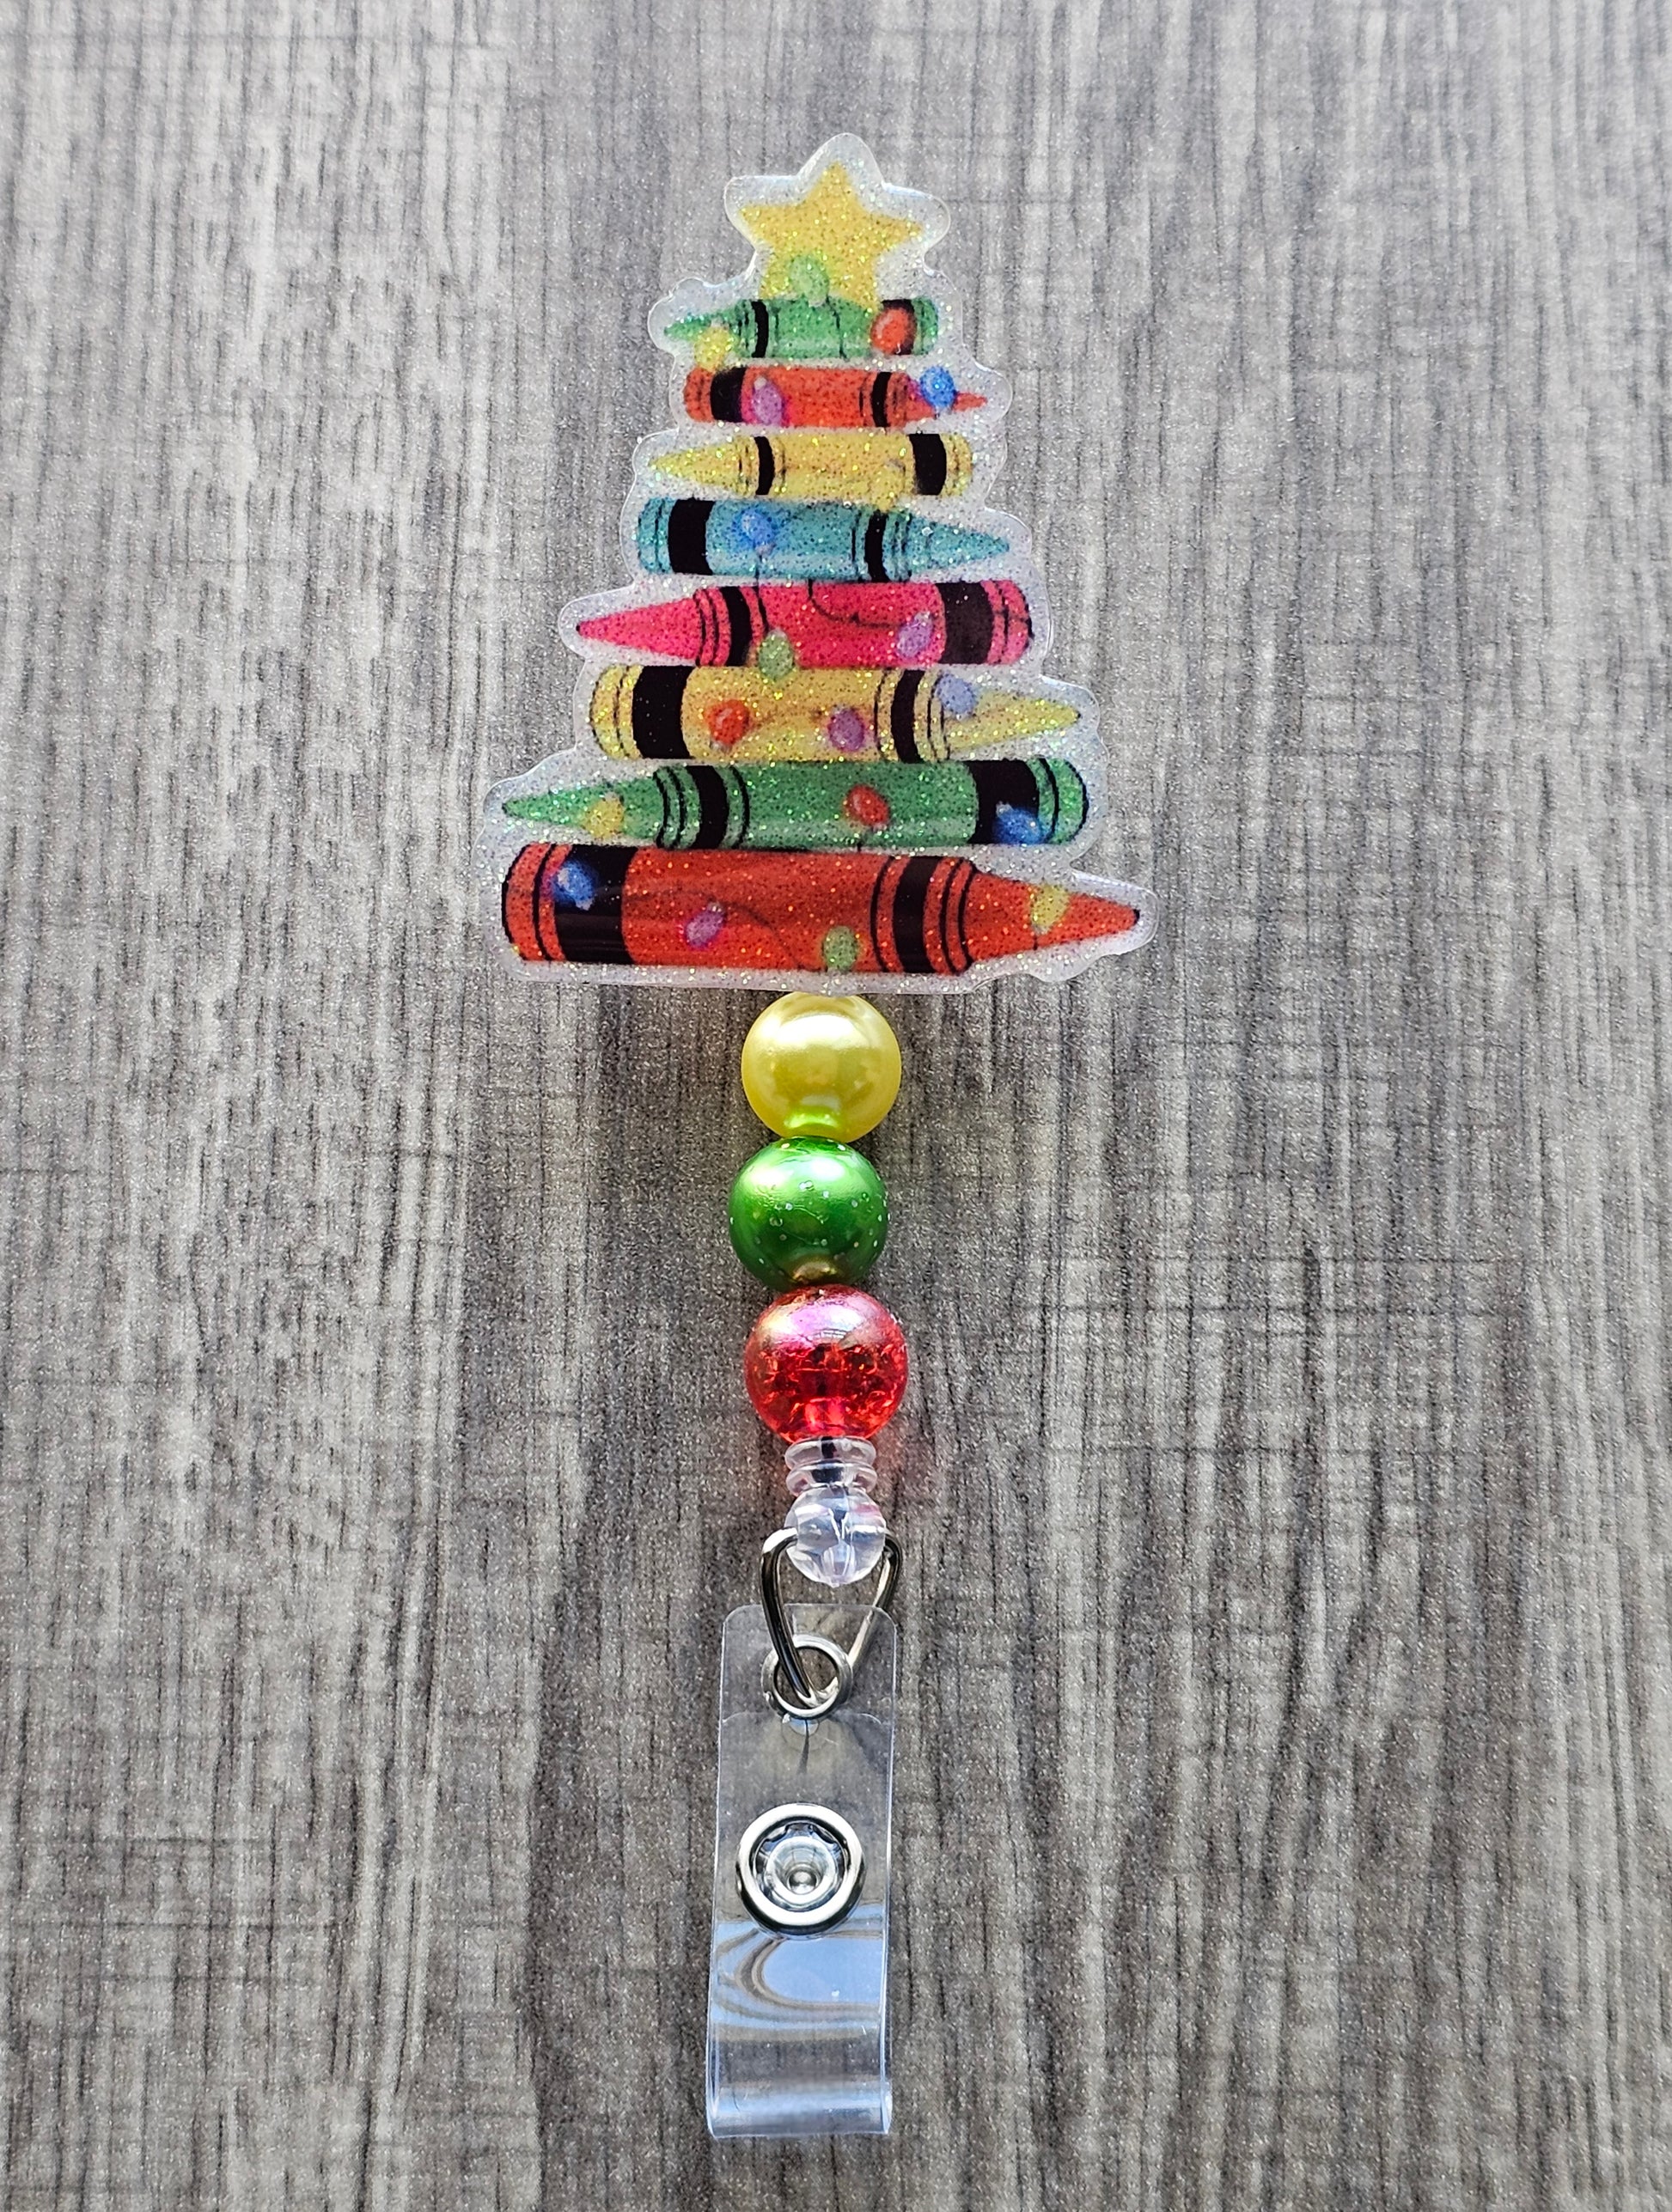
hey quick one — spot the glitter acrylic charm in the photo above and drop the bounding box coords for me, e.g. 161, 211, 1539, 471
480, 136, 1155, 990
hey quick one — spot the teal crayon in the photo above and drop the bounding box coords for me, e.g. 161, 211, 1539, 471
634, 497, 1006, 582
502, 758, 1089, 850
665, 296, 939, 359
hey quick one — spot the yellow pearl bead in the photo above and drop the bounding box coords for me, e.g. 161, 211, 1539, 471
741, 994, 902, 1141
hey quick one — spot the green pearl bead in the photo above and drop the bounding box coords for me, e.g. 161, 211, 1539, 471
728, 1139, 888, 1290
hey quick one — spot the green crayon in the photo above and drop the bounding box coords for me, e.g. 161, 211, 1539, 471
666, 296, 939, 360
501, 759, 1089, 851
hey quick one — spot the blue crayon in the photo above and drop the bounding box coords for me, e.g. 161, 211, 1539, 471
634, 497, 1008, 583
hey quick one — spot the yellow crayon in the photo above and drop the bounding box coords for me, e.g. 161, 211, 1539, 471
588, 665, 1079, 765
651, 430, 974, 508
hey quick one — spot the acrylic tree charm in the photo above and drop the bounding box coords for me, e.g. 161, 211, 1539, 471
480, 134, 1154, 990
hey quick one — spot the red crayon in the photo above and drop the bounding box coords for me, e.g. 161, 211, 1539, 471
501, 844, 1141, 976
684, 364, 986, 430
576, 579, 1031, 668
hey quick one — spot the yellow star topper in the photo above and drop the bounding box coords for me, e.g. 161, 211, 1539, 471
737, 161, 924, 312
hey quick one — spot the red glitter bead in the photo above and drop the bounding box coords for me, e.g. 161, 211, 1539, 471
743, 1285, 908, 1441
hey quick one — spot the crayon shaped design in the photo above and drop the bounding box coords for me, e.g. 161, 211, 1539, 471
685, 364, 984, 430
575, 580, 1032, 668
652, 430, 975, 506
502, 759, 1089, 850
634, 498, 1006, 582
587, 666, 1078, 763
501, 844, 1142, 976
665, 296, 939, 361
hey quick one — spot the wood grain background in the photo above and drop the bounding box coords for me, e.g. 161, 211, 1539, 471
3, 0, 1669, 2205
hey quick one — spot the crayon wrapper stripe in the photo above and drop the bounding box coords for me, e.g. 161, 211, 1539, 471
502, 844, 549, 960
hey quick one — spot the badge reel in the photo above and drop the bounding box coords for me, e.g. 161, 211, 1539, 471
705, 1533, 899, 2137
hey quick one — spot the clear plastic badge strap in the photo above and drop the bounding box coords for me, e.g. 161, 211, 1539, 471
705, 1541, 899, 2140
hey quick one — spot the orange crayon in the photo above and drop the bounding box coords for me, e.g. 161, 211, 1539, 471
501, 844, 1143, 977
576, 579, 1031, 668
684, 363, 986, 430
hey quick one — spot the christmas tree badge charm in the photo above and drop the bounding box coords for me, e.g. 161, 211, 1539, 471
482, 134, 1152, 990
479, 138, 1156, 2136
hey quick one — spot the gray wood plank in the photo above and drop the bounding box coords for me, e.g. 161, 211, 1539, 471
2, 1, 1669, 2206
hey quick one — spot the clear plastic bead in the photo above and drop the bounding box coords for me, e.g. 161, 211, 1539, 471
783, 1435, 878, 1494
779, 1437, 886, 1587
784, 1481, 888, 1587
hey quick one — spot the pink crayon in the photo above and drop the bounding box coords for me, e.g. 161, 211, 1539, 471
575, 580, 1032, 669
